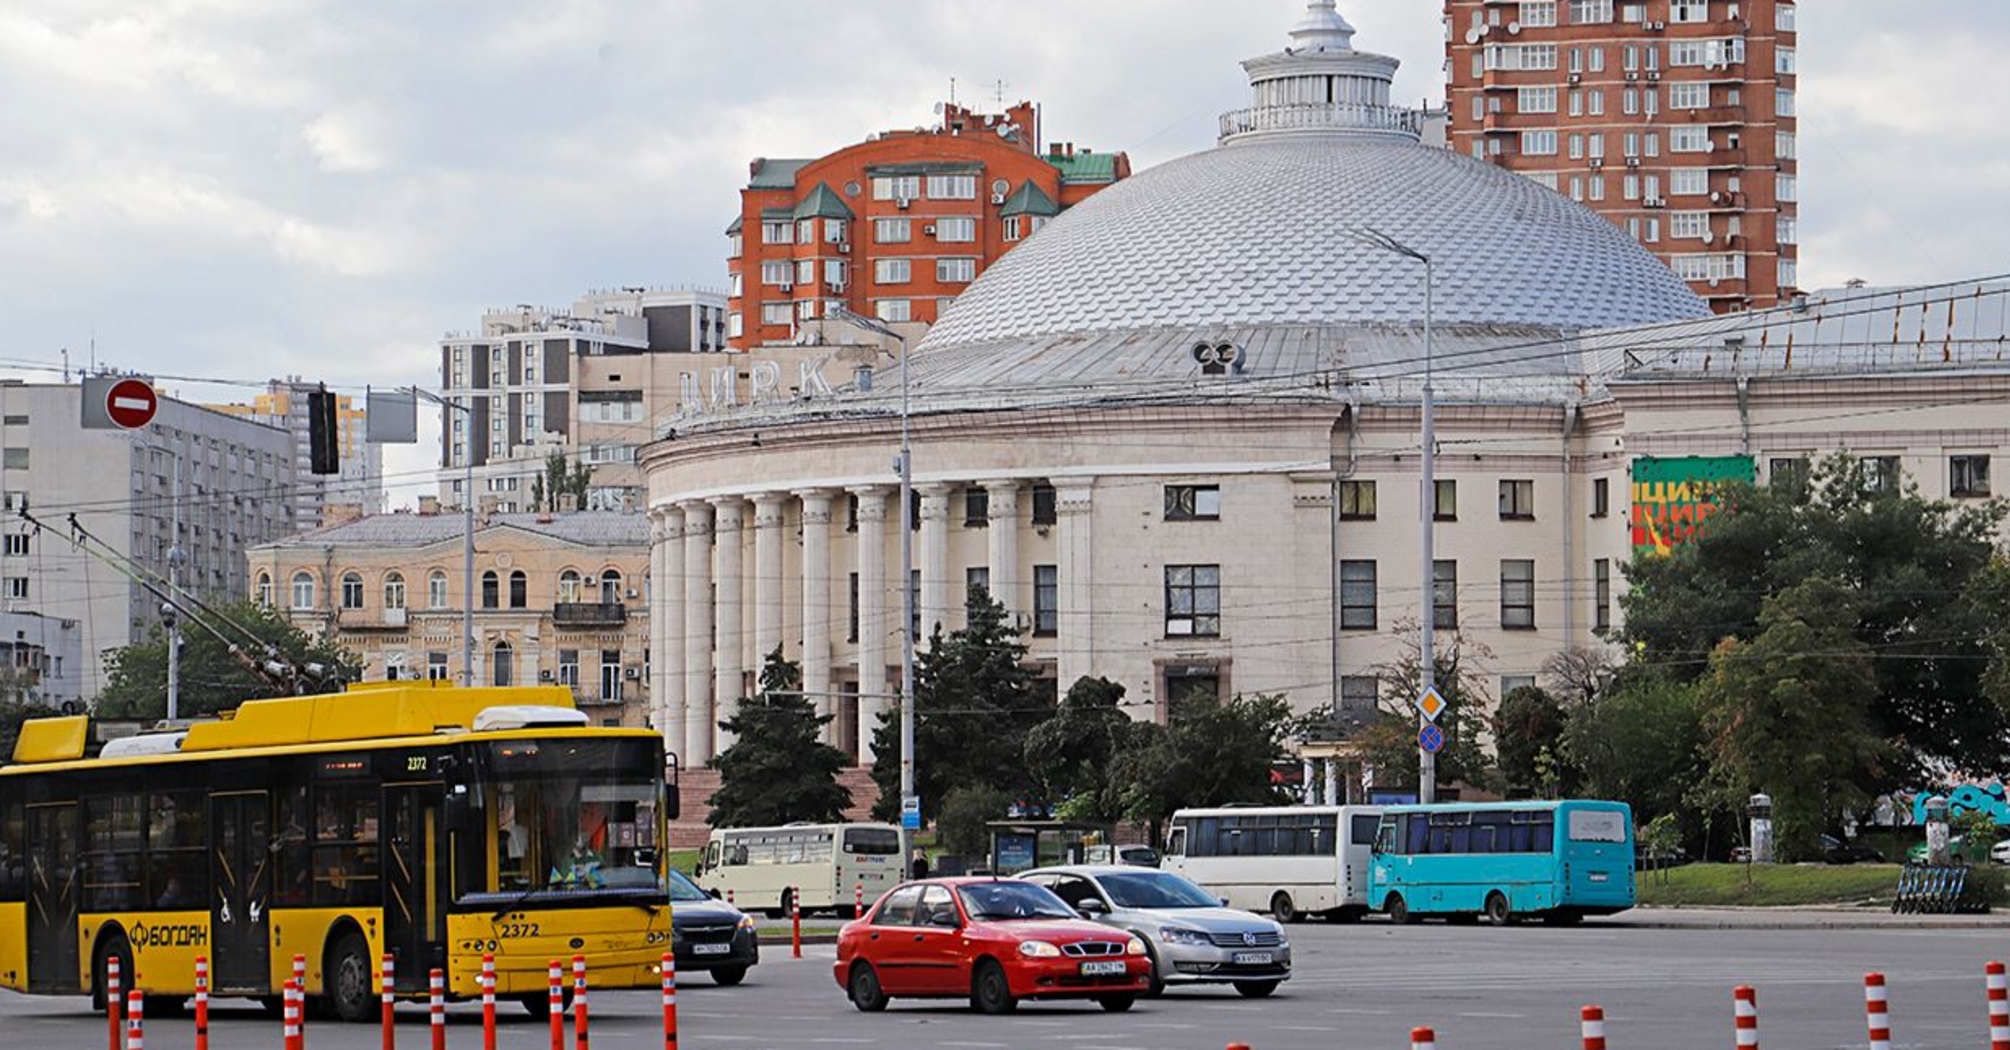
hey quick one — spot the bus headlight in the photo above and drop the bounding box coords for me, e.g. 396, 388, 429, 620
1017, 941, 1062, 958
1158, 927, 1211, 946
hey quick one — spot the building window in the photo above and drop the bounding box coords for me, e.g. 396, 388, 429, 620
1952, 456, 1992, 499
847, 574, 859, 643
1004, 216, 1025, 242
1570, 0, 1613, 23
600, 650, 623, 702
1165, 484, 1222, 522
962, 488, 990, 527
3, 577, 25, 601
875, 299, 912, 324
1501, 560, 1536, 630
761, 220, 792, 245
1164, 565, 1221, 638
1778, 174, 1798, 202
481, 570, 499, 610
1777, 4, 1796, 32
1340, 675, 1380, 714
1520, 130, 1558, 157
872, 175, 921, 201
493, 642, 513, 687
1338, 480, 1376, 521
1592, 478, 1610, 518
875, 258, 910, 285
428, 652, 449, 681
1, 534, 25, 557
1340, 560, 1377, 630
558, 649, 579, 688
1518, 86, 1557, 113
1030, 484, 1057, 526
934, 217, 976, 243
1433, 560, 1458, 630
428, 570, 449, 609
291, 571, 316, 610
936, 258, 977, 284
5, 449, 30, 471
874, 218, 912, 244
1433, 479, 1457, 521
1867, 456, 1903, 495
509, 570, 527, 609
966, 566, 991, 604
1033, 565, 1059, 636
1768, 456, 1810, 491
1775, 89, 1796, 118
1594, 559, 1613, 632
384, 573, 406, 610
926, 174, 977, 200
1670, 83, 1709, 110
600, 570, 623, 604
1499, 479, 1536, 520
256, 573, 273, 607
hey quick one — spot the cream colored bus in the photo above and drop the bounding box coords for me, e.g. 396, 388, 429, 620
694, 823, 905, 917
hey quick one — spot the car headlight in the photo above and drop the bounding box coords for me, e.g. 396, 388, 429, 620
1017, 941, 1062, 958
1126, 938, 1147, 956
737, 915, 757, 932
1158, 926, 1211, 946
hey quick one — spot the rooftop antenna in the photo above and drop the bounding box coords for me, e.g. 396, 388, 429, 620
949, 76, 957, 108
995, 79, 1009, 109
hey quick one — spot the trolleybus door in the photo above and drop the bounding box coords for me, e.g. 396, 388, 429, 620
24, 802, 78, 993
209, 792, 273, 992
383, 783, 445, 989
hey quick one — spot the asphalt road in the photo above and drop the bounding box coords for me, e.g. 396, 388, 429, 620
5, 918, 2005, 1050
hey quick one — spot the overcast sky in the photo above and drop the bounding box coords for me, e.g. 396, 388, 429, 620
3, 0, 2003, 507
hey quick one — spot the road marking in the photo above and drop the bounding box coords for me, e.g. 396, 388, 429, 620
1458, 1012, 1527, 1019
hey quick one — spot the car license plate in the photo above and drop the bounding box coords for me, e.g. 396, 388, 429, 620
1080, 961, 1126, 977
1589, 872, 1609, 883
1232, 951, 1273, 966
693, 943, 732, 955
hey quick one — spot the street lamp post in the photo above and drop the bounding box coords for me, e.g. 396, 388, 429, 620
826, 308, 918, 818
410, 388, 477, 686
136, 434, 185, 721
1353, 229, 1436, 804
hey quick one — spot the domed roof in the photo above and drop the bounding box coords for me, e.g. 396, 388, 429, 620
921, 137, 1709, 351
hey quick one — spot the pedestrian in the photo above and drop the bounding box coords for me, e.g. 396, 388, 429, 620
910, 849, 930, 880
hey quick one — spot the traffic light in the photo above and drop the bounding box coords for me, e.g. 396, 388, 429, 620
307, 386, 340, 475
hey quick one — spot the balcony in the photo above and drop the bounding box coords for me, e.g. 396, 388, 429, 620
1219, 102, 1422, 143
553, 602, 628, 628
335, 607, 409, 631
1681, 105, 1745, 126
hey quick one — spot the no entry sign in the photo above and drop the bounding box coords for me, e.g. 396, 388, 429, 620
104, 378, 158, 430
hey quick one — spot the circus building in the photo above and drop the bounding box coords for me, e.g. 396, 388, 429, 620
640, 2, 2010, 793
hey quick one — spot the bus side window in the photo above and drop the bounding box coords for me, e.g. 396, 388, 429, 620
1404, 814, 1430, 855
702, 841, 719, 873
0, 790, 21, 903
1166, 827, 1186, 858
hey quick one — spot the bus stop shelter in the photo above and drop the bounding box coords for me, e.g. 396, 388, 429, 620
986, 820, 1115, 875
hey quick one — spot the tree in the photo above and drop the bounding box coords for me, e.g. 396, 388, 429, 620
97, 602, 359, 721
1494, 685, 1570, 796
529, 451, 593, 512
1353, 621, 1496, 794
1694, 577, 1890, 860
868, 586, 1044, 822
936, 784, 1017, 857
1541, 647, 1618, 709
1023, 677, 1130, 821
1563, 672, 1710, 848
1112, 693, 1297, 828
1623, 453, 2009, 788
707, 646, 853, 827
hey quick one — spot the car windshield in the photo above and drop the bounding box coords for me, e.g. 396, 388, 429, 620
1097, 871, 1219, 909
666, 868, 710, 903
956, 881, 1077, 921
481, 739, 661, 896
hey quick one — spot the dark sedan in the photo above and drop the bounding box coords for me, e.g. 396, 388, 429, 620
671, 868, 760, 985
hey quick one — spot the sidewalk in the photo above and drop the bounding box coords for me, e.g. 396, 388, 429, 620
1610, 906, 2010, 930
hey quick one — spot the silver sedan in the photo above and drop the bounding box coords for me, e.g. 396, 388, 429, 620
1021, 865, 1290, 998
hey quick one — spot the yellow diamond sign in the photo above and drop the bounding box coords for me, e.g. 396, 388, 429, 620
1416, 686, 1447, 723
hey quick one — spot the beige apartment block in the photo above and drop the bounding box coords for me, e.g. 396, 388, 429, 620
247, 510, 653, 729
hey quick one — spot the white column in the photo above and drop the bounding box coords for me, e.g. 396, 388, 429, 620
798, 489, 835, 736
752, 494, 787, 664
1325, 759, 1343, 807
984, 480, 1021, 620
711, 497, 746, 750
655, 508, 686, 755
918, 483, 953, 641
1302, 758, 1317, 804
1055, 478, 1096, 690
851, 486, 889, 765
681, 502, 715, 765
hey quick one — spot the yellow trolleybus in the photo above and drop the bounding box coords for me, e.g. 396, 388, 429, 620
0, 682, 676, 1020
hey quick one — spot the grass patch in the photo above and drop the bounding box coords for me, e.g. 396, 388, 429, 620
1637, 863, 1904, 907
667, 848, 700, 875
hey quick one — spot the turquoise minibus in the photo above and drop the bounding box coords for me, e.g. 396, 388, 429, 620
1369, 800, 1635, 925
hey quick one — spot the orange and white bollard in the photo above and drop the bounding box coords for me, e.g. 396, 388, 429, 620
293, 955, 309, 1048
572, 955, 589, 1050
284, 980, 303, 1050
1581, 1006, 1607, 1050
854, 883, 864, 915
381, 955, 396, 1050
548, 961, 565, 1050
481, 954, 498, 1050
194, 956, 210, 1050
725, 889, 735, 908
661, 952, 677, 1050
1411, 1026, 1438, 1050
1227, 1045, 1252, 1050
124, 990, 143, 1050
1864, 974, 1891, 1050
106, 955, 122, 1050
791, 889, 803, 959
1990, 961, 2010, 1050
1734, 986, 1759, 1050
428, 970, 445, 1050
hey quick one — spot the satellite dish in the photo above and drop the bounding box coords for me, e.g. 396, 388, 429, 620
1465, 27, 1482, 44
998, 125, 1014, 138
933, 101, 946, 115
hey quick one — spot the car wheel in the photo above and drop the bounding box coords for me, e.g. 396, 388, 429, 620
847, 963, 889, 1013
971, 960, 1017, 1015
1270, 891, 1299, 924
711, 966, 748, 987
1097, 994, 1137, 1012
1385, 894, 1415, 925
1142, 942, 1166, 998
518, 989, 576, 1018
1235, 980, 1280, 999
324, 931, 376, 1023
92, 933, 134, 1014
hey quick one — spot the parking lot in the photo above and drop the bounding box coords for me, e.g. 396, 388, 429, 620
6, 916, 2009, 1050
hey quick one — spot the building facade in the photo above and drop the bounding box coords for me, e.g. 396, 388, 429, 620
726, 101, 1131, 350
437, 287, 729, 513
0, 381, 298, 699
247, 510, 654, 728
0, 610, 84, 711
1445, 0, 1799, 311
209, 378, 385, 524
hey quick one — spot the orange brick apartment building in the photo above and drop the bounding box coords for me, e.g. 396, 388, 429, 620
1445, 0, 1798, 311
726, 101, 1130, 348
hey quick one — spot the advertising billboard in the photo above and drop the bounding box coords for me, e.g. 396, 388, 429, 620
1630, 455, 1756, 555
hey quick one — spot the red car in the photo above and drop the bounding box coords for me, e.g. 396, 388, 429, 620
834, 877, 1153, 1014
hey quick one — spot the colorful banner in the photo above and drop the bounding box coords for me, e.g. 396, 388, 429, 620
1630, 455, 1755, 555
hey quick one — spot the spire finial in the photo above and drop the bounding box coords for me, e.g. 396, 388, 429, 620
1291, 0, 1356, 51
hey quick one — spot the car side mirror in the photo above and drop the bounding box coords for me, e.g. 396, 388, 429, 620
1219, 897, 1230, 908
1077, 899, 1109, 917
709, 889, 722, 900
930, 911, 961, 928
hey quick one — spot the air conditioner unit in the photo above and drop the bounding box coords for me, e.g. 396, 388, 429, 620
991, 193, 1007, 205
1647, 20, 1665, 31
1644, 197, 1666, 208
1568, 73, 1582, 84
1626, 157, 1641, 167
624, 667, 640, 680
778, 281, 793, 291
1588, 158, 1604, 168
838, 242, 852, 254
924, 224, 938, 236
1647, 71, 1661, 81
1626, 72, 1639, 81
895, 197, 911, 209
828, 281, 847, 294
626, 587, 639, 598
539, 669, 554, 682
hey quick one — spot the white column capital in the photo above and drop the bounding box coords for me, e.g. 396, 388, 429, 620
849, 485, 890, 522
918, 483, 954, 519
679, 501, 714, 532
709, 496, 746, 528
795, 488, 836, 523
751, 493, 789, 528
